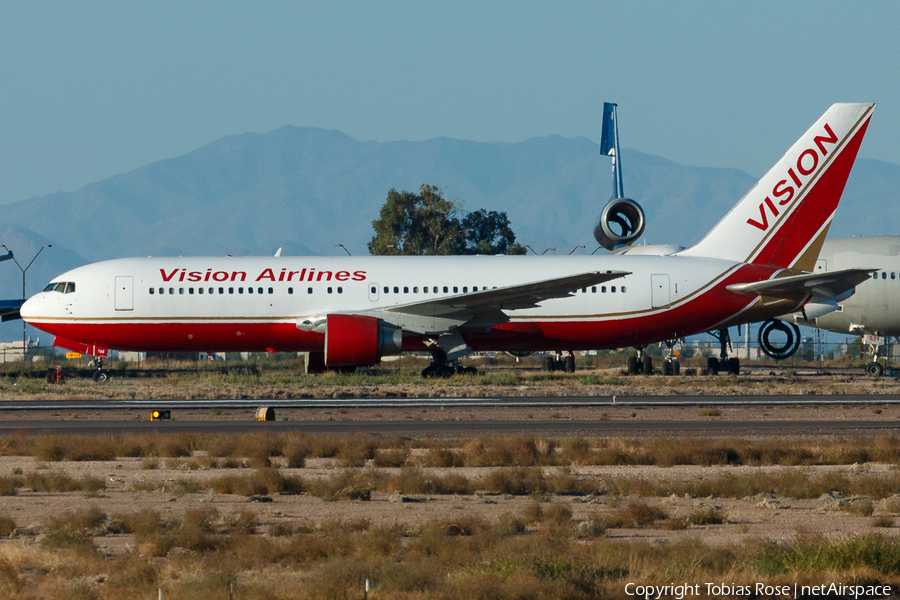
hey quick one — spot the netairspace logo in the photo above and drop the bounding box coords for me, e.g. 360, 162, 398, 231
624, 582, 891, 598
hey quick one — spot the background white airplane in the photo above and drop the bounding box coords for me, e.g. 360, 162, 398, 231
20, 103, 875, 379
770, 234, 900, 376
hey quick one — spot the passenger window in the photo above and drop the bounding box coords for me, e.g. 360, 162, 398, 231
307, 287, 313, 294
443, 286, 448, 293
208, 288, 213, 294
413, 287, 419, 293
611, 286, 616, 293
472, 286, 478, 292
601, 286, 606, 293
228, 287, 233, 294
883, 273, 887, 279
337, 287, 343, 294
403, 287, 409, 293
288, 287, 293, 294
423, 287, 428, 293
149, 288, 155, 295
383, 286, 388, 294
189, 288, 194, 294
453, 286, 458, 293
258, 287, 264, 294
198, 288, 203, 294
621, 286, 627, 293
179, 288, 184, 294
873, 273, 879, 280
393, 286, 399, 294
268, 288, 273, 294
591, 286, 596, 293
371, 286, 377, 294
327, 287, 333, 294
463, 287, 468, 293
582, 288, 586, 293
248, 287, 253, 294
433, 286, 438, 293
239, 287, 244, 294
892, 273, 896, 280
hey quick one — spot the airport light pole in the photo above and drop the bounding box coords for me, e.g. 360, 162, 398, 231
568, 245, 585, 255
334, 244, 351, 256
1, 244, 51, 361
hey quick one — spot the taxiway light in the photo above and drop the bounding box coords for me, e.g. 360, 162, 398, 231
151, 410, 171, 421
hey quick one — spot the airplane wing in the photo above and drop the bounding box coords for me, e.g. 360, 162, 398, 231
726, 268, 877, 301
0, 299, 24, 322
364, 270, 630, 335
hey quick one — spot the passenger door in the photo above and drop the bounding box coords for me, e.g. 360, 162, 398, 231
115, 276, 133, 311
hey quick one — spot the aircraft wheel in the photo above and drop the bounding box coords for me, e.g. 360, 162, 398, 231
672, 360, 680, 375
564, 356, 575, 373
421, 364, 437, 378
866, 362, 884, 377
727, 358, 740, 375
626, 356, 638, 375
642, 356, 653, 376
661, 361, 671, 376
93, 370, 110, 383
706, 357, 719, 376
542, 356, 554, 372
463, 366, 478, 375
435, 364, 455, 378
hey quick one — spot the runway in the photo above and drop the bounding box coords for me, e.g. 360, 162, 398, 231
0, 394, 898, 411
2, 419, 899, 437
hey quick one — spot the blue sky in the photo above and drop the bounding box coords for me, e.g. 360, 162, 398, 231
0, 1, 896, 203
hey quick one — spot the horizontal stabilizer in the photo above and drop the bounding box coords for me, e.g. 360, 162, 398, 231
726, 268, 877, 301
0, 299, 24, 322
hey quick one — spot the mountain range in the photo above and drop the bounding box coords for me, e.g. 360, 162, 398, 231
1, 126, 897, 344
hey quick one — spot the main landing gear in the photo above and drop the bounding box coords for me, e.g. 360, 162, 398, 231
626, 347, 653, 375
541, 351, 576, 373
421, 330, 478, 378
705, 328, 740, 375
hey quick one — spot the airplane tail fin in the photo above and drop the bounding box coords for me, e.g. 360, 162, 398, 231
678, 103, 874, 271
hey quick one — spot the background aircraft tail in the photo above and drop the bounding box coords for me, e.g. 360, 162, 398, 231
679, 103, 874, 271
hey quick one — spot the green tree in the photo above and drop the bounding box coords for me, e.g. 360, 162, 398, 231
460, 209, 526, 255
368, 184, 525, 256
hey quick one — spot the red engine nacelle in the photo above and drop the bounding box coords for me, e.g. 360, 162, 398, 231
324, 314, 403, 367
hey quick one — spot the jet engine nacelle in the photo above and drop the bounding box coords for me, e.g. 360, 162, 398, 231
758, 319, 801, 360
593, 198, 646, 251
324, 314, 403, 367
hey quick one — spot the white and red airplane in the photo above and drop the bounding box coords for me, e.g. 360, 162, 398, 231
20, 103, 876, 378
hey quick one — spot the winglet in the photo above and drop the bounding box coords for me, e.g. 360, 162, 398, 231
679, 103, 875, 270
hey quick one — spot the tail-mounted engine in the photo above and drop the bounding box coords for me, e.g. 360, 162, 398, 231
758, 319, 801, 360
593, 198, 646, 251
595, 103, 646, 251
324, 314, 403, 367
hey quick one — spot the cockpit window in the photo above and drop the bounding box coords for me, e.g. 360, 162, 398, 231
43, 281, 76, 294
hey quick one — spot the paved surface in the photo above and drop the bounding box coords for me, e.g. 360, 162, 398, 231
2, 419, 899, 436
0, 394, 899, 411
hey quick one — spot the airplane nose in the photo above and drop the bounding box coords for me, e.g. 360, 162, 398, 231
19, 295, 41, 322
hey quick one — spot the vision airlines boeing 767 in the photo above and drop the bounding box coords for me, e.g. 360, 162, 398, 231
20, 103, 875, 378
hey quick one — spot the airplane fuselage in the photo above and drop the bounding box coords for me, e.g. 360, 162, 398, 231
22, 254, 798, 354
